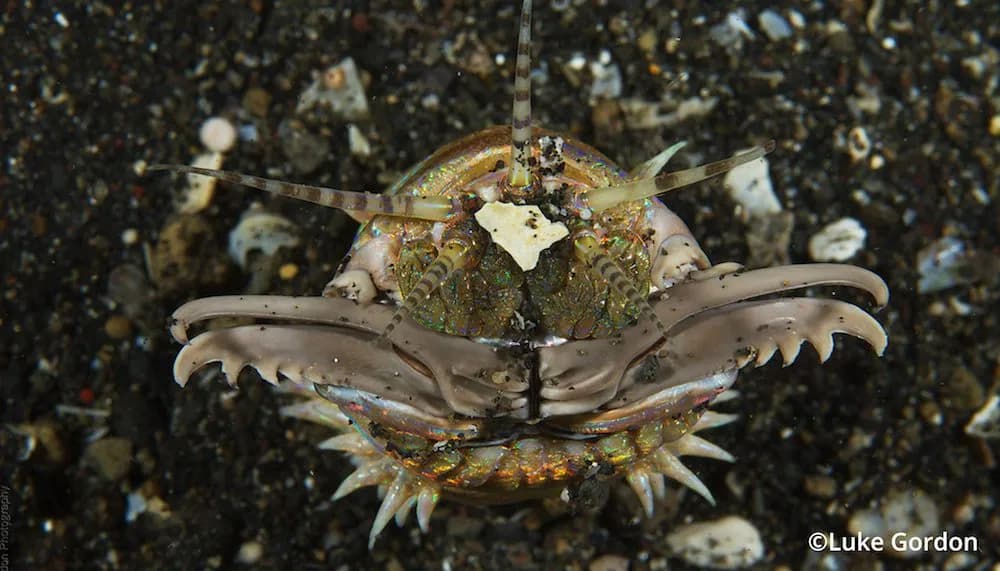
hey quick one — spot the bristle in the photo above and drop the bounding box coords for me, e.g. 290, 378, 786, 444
370, 470, 413, 548
648, 471, 667, 501
508, 0, 533, 188
416, 486, 441, 533
318, 433, 369, 455
333, 459, 394, 500
574, 233, 667, 340
630, 141, 687, 180
382, 237, 478, 339
673, 434, 736, 463
146, 164, 456, 221
693, 411, 740, 431
581, 140, 776, 213
394, 496, 417, 527
625, 469, 656, 518
653, 448, 715, 505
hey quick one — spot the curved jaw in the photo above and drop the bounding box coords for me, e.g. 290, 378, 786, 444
536, 263, 888, 416
170, 263, 887, 428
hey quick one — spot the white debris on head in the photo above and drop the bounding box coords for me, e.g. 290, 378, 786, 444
474, 202, 569, 271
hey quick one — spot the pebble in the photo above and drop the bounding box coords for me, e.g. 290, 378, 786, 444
803, 474, 837, 498
847, 488, 940, 559
665, 516, 764, 569
989, 114, 1000, 137
913, 236, 1000, 294
347, 124, 371, 157
242, 87, 272, 118
847, 126, 872, 162
178, 152, 223, 214
150, 215, 231, 296
296, 57, 370, 120
965, 394, 1000, 439
84, 437, 134, 482
228, 206, 301, 269
278, 263, 299, 281
120, 228, 139, 246
199, 117, 237, 153
104, 315, 132, 340
279, 120, 330, 175
723, 150, 781, 220
944, 366, 985, 411
589, 554, 630, 571
236, 541, 264, 564
107, 264, 154, 318
808, 217, 867, 262
710, 11, 755, 50
589, 60, 623, 101
758, 10, 793, 41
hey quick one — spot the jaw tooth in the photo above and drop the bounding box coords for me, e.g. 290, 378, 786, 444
778, 336, 803, 366
810, 331, 835, 362
219, 357, 245, 387
625, 469, 656, 518
753, 344, 777, 367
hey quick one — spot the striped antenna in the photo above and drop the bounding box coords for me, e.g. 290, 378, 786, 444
381, 237, 480, 340
146, 164, 456, 222
581, 140, 776, 213
508, 0, 533, 188
574, 232, 667, 340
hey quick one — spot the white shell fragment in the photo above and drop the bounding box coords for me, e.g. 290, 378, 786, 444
723, 151, 781, 220
665, 516, 764, 569
710, 11, 756, 49
589, 59, 622, 101
758, 10, 793, 41
966, 394, 1000, 439
347, 124, 371, 158
325, 269, 376, 304
808, 217, 867, 262
848, 488, 941, 559
228, 205, 301, 269
474, 202, 569, 271
296, 57, 369, 120
178, 152, 223, 214
199, 117, 237, 153
847, 126, 872, 162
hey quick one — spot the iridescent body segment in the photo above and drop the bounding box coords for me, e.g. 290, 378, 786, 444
157, 0, 889, 550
